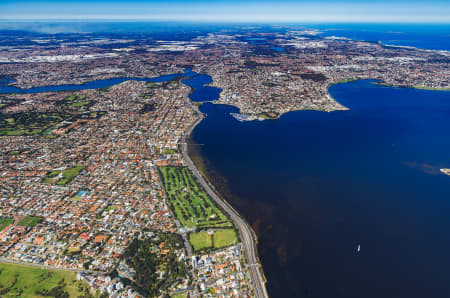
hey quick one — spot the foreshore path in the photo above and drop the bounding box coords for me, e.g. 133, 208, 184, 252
180, 89, 269, 298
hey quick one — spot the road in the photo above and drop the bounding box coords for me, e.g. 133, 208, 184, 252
180, 88, 269, 298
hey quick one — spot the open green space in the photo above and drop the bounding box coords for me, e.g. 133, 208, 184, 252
105, 205, 118, 213
0, 112, 71, 136
159, 166, 232, 229
42, 166, 85, 185
257, 111, 279, 119
262, 82, 279, 87
189, 231, 212, 251
163, 148, 178, 154
70, 195, 82, 202
0, 262, 93, 297
330, 78, 358, 86
214, 229, 238, 248
138, 93, 152, 99
146, 82, 159, 88
66, 247, 81, 255
7, 150, 20, 155
189, 229, 238, 252
62, 94, 91, 108
17, 215, 43, 227
171, 291, 188, 298
0, 217, 13, 231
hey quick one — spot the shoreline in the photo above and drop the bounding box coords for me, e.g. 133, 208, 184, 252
179, 88, 269, 298
372, 81, 450, 91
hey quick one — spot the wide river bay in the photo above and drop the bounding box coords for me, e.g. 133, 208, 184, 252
189, 80, 450, 298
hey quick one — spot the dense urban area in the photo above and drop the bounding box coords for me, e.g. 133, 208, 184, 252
0, 26, 449, 297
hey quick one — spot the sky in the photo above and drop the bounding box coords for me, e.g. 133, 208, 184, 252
0, 0, 449, 23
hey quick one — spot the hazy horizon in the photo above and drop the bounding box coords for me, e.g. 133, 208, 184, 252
1, 0, 449, 23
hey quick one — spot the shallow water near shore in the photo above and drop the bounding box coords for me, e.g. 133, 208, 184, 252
190, 80, 450, 298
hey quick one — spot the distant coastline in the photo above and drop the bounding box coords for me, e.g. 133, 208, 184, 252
373, 81, 450, 91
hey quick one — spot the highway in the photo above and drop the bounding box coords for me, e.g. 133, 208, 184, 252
180, 88, 269, 298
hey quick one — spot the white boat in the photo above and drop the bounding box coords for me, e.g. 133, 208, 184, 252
357, 244, 361, 252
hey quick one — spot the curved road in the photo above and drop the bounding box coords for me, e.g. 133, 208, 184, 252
180, 89, 269, 298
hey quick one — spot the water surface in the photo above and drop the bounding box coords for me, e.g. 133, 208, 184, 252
190, 80, 450, 298
0, 69, 195, 94
315, 23, 450, 51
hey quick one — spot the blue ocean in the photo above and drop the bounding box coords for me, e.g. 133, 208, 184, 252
313, 23, 450, 51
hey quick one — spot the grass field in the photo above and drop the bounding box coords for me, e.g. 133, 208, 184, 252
163, 148, 178, 154
189, 229, 238, 252
159, 166, 232, 229
0, 263, 93, 297
105, 206, 118, 213
0, 217, 13, 231
0, 112, 71, 136
62, 94, 90, 106
189, 231, 212, 251
171, 291, 188, 298
61, 94, 92, 109
42, 166, 85, 185
17, 215, 42, 227
329, 78, 358, 86
213, 229, 238, 248
70, 195, 82, 202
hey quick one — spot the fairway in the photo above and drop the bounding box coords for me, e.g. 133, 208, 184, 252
0, 112, 71, 136
62, 94, 91, 108
0, 263, 93, 297
189, 229, 238, 252
159, 166, 232, 229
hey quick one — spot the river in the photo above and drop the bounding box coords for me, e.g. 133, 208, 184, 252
189, 80, 450, 298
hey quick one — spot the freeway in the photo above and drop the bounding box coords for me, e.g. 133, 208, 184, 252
180, 88, 269, 298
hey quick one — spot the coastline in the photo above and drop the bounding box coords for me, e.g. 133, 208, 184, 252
372, 81, 450, 91
185, 76, 450, 297
211, 75, 450, 126
215, 91, 349, 123
379, 42, 450, 54
179, 88, 269, 298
